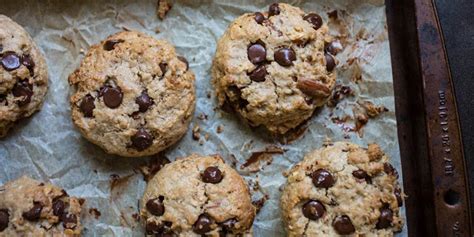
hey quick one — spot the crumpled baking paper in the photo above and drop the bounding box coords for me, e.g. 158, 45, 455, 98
0, 0, 406, 236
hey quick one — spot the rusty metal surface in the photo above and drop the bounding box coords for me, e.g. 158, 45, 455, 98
387, 0, 472, 235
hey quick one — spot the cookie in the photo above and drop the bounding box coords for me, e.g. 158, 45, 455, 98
212, 3, 336, 134
141, 154, 256, 236
0, 176, 83, 236
0, 15, 49, 138
281, 142, 404, 236
69, 31, 195, 157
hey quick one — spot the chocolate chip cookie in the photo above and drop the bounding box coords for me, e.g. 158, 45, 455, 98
141, 154, 256, 236
281, 142, 404, 236
0, 15, 49, 138
212, 3, 336, 134
0, 176, 83, 236
69, 31, 195, 157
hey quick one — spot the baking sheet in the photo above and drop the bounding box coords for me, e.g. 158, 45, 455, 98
0, 0, 406, 236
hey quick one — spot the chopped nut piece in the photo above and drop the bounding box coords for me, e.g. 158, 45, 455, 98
296, 78, 331, 98
192, 124, 200, 140
216, 125, 224, 133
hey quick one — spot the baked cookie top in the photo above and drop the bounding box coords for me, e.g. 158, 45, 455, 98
141, 154, 256, 236
281, 142, 404, 236
212, 3, 336, 134
69, 31, 195, 157
0, 176, 83, 236
0, 15, 48, 138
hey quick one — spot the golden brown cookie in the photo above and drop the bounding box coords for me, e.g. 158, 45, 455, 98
69, 31, 195, 157
212, 3, 336, 134
0, 15, 48, 138
281, 142, 404, 236
0, 176, 83, 236
141, 154, 255, 236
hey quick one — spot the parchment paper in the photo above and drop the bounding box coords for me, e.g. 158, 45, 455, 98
0, 0, 406, 236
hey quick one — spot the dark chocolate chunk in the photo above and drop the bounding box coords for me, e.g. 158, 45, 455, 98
248, 65, 267, 82
311, 169, 335, 189
303, 13, 323, 30
52, 199, 66, 217
221, 218, 237, 232
247, 43, 266, 64
255, 12, 265, 24
352, 169, 372, 184
136, 91, 153, 112
1, 52, 21, 71
21, 55, 35, 75
79, 94, 95, 117
302, 200, 325, 220
146, 197, 165, 216
12, 80, 33, 106
22, 202, 43, 221
394, 188, 403, 207
325, 53, 336, 72
101, 86, 123, 108
131, 128, 153, 151
193, 213, 214, 234
103, 39, 124, 51
159, 62, 168, 76
383, 163, 399, 178
332, 215, 355, 235
274, 47, 296, 67
268, 3, 280, 16
376, 206, 393, 229
61, 213, 77, 229
202, 167, 223, 184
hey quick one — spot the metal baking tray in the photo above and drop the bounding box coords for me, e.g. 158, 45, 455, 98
386, 0, 471, 235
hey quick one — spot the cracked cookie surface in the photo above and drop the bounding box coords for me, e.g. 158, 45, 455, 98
141, 154, 256, 236
212, 3, 336, 134
0, 176, 83, 236
281, 142, 404, 236
0, 15, 48, 138
69, 31, 195, 157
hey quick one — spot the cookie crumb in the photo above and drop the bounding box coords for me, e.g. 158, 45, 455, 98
216, 124, 224, 133
328, 84, 353, 107
197, 113, 208, 120
252, 194, 269, 214
156, 0, 173, 20
360, 100, 388, 117
139, 155, 170, 181
132, 213, 140, 222
192, 124, 201, 140
88, 208, 101, 219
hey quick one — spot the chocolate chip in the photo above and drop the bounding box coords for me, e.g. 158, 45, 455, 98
325, 53, 336, 72
146, 198, 165, 216
255, 12, 265, 24
221, 218, 237, 232
268, 3, 280, 16
80, 94, 95, 117
247, 43, 266, 64
146, 221, 161, 234
21, 55, 35, 75
177, 56, 189, 71
274, 47, 296, 67
311, 169, 335, 189
325, 42, 339, 55
0, 209, 9, 232
303, 13, 323, 30
0, 94, 5, 103
248, 65, 267, 82
61, 213, 77, 229
394, 188, 403, 207
376, 206, 393, 229
136, 91, 153, 112
12, 80, 33, 106
1, 52, 21, 71
193, 214, 214, 234
159, 62, 168, 76
103, 39, 124, 51
102, 86, 123, 108
131, 128, 153, 151
52, 199, 66, 217
202, 167, 223, 184
22, 202, 43, 221
352, 169, 372, 184
332, 215, 355, 235
384, 163, 399, 178
302, 200, 325, 220
146, 221, 172, 235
